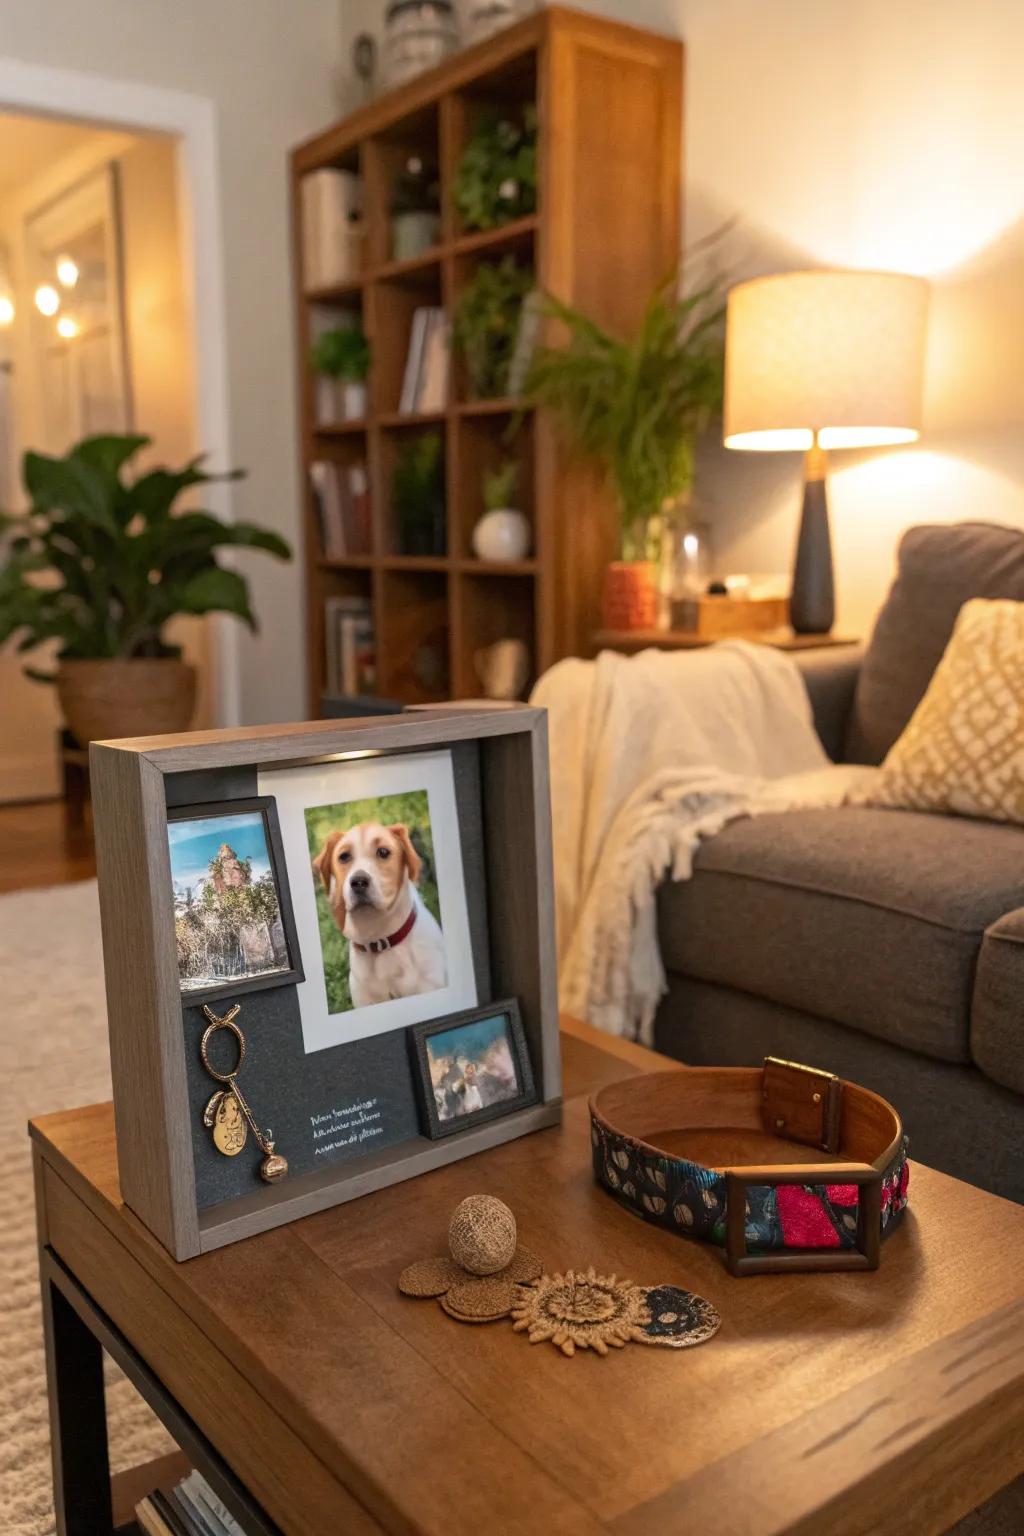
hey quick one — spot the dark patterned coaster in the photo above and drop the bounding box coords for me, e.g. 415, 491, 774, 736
636, 1285, 721, 1348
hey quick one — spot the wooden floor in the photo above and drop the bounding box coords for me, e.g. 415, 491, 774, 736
0, 799, 96, 894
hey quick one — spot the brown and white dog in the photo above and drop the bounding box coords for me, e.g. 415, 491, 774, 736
312, 821, 447, 1008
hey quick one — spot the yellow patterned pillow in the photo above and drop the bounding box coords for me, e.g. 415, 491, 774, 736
873, 598, 1024, 823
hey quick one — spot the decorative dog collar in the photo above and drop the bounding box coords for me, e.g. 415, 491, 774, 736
352, 905, 417, 955
590, 1057, 908, 1276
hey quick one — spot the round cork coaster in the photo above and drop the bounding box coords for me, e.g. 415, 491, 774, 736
503, 1245, 543, 1284
441, 1278, 516, 1323
398, 1257, 463, 1298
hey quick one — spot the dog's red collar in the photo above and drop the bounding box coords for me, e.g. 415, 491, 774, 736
352, 904, 417, 955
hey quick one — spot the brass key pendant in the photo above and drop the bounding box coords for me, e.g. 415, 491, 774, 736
200, 1004, 288, 1183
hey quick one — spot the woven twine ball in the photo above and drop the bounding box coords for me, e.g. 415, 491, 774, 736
448, 1194, 517, 1275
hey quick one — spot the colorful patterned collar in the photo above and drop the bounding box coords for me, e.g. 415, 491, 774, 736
590, 1057, 908, 1277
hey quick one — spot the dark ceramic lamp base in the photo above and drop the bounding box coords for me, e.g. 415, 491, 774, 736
790, 453, 835, 635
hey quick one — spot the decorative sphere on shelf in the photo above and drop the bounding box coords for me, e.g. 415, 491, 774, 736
471, 508, 531, 563
448, 1194, 517, 1275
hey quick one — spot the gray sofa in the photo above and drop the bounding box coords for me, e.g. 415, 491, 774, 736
653, 522, 1024, 1202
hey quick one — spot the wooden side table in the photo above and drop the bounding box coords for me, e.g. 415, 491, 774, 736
31, 1019, 1024, 1536
594, 628, 860, 654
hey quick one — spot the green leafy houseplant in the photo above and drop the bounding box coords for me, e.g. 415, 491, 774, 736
524, 275, 726, 561
310, 326, 370, 382
0, 433, 291, 740
392, 432, 445, 557
453, 257, 533, 399
454, 107, 538, 232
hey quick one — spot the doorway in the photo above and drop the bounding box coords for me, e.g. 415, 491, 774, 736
0, 110, 206, 802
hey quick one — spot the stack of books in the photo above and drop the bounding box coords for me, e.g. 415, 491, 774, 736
310, 460, 372, 557
399, 307, 450, 413
325, 595, 377, 696
301, 168, 364, 290
134, 1467, 250, 1535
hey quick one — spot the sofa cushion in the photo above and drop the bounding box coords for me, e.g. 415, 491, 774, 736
657, 806, 1024, 1063
845, 522, 1024, 764
972, 908, 1024, 1095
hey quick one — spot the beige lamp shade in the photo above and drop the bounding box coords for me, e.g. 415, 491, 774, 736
724, 270, 928, 452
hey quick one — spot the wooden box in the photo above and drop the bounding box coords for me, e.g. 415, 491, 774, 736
670, 594, 790, 639
90, 705, 560, 1261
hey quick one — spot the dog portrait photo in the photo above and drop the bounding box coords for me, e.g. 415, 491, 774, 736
412, 1001, 536, 1138
167, 801, 299, 999
307, 790, 446, 1013
261, 749, 478, 1052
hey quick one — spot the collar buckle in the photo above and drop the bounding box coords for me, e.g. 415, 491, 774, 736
762, 1056, 842, 1154
367, 936, 391, 954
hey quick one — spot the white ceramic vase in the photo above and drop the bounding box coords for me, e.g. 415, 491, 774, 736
471, 508, 531, 562
316, 378, 367, 425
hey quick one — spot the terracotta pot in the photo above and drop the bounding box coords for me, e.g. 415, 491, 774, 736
56, 658, 197, 744
602, 562, 659, 631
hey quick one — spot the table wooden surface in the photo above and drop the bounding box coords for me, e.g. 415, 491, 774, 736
31, 1018, 1024, 1536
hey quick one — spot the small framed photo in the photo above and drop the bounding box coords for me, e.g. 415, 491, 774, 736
410, 1000, 537, 1139
167, 798, 302, 1003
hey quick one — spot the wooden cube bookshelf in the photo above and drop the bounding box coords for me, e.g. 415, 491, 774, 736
292, 5, 682, 713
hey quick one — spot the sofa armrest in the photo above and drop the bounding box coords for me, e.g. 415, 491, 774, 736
791, 645, 865, 762
972, 908, 1024, 1097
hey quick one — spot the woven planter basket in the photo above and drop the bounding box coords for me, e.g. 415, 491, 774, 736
57, 658, 196, 744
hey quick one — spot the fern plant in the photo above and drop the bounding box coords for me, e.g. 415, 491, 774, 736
524, 275, 726, 560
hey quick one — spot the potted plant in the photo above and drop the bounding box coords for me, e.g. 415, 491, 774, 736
472, 459, 531, 562
524, 274, 725, 629
392, 431, 445, 556
391, 155, 441, 262
310, 324, 371, 424
453, 256, 533, 399
454, 107, 537, 232
0, 433, 290, 742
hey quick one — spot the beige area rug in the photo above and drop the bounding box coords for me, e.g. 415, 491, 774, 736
0, 880, 173, 1536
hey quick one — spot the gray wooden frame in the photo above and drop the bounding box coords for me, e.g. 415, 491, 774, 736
90, 705, 561, 1261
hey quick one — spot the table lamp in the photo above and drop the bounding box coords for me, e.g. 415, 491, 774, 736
723, 270, 928, 633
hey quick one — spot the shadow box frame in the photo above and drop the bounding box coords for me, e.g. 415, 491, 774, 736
90, 705, 561, 1262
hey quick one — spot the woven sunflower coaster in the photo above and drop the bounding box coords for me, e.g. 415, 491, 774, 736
510, 1268, 722, 1357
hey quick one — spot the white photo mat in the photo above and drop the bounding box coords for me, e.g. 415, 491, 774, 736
259, 749, 478, 1053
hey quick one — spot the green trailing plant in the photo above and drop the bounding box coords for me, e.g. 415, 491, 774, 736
524, 274, 726, 561
392, 431, 445, 556
310, 325, 371, 381
453, 256, 533, 399
454, 106, 537, 231
483, 458, 519, 511
0, 433, 290, 676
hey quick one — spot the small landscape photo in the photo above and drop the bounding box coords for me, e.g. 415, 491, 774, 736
169, 810, 292, 993
307, 789, 446, 1015
426, 1013, 522, 1125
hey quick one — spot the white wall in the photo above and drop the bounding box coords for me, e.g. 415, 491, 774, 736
0, 0, 343, 724
343, 0, 1024, 639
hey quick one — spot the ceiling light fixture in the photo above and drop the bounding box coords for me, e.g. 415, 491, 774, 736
0, 296, 14, 326
56, 255, 79, 288
56, 315, 79, 339
35, 284, 60, 316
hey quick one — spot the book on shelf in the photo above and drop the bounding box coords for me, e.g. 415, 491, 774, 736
310, 459, 372, 558
135, 1487, 199, 1536
301, 168, 364, 290
324, 595, 377, 696
399, 306, 449, 414
171, 1469, 250, 1536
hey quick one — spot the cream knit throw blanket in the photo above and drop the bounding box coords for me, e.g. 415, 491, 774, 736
532, 643, 876, 1044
